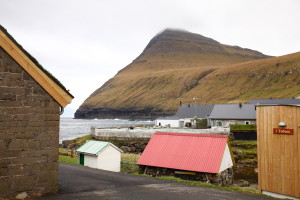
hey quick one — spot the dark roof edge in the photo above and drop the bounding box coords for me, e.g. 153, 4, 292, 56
0, 25, 74, 98
255, 104, 300, 107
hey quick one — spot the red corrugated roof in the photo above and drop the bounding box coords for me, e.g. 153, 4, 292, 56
137, 132, 228, 173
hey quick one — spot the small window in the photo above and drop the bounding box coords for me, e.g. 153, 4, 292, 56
245, 121, 250, 125
216, 121, 222, 127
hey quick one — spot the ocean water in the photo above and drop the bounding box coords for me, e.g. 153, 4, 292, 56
59, 117, 154, 143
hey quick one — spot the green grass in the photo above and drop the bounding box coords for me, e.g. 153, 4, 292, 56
59, 155, 79, 165
230, 124, 256, 131
121, 153, 140, 173
71, 134, 93, 146
133, 174, 260, 195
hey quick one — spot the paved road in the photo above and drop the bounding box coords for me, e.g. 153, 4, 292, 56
38, 163, 275, 200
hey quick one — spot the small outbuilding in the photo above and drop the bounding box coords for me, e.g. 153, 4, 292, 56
76, 140, 123, 172
138, 132, 234, 186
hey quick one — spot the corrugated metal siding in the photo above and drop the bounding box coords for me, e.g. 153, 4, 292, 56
137, 132, 228, 173
76, 140, 109, 155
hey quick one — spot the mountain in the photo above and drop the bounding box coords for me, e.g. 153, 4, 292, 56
75, 29, 300, 119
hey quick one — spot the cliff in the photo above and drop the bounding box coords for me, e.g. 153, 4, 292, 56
75, 29, 300, 119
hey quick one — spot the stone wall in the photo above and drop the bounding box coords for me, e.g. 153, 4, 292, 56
0, 47, 60, 198
138, 165, 234, 186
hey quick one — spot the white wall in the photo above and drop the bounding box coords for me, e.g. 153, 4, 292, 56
211, 119, 256, 128
219, 143, 233, 173
84, 154, 98, 169
98, 145, 121, 172
155, 119, 179, 127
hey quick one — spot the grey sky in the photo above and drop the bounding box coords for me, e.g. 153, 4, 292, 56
1, 0, 300, 116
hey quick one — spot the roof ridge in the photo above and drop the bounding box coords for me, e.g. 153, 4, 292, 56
155, 132, 228, 138
0, 24, 73, 98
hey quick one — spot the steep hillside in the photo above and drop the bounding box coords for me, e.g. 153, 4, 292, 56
75, 29, 299, 119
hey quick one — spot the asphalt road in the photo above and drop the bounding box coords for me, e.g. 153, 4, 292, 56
38, 163, 276, 200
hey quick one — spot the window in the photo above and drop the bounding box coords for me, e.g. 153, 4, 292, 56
216, 121, 222, 127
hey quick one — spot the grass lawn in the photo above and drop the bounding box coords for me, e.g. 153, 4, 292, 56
59, 155, 78, 165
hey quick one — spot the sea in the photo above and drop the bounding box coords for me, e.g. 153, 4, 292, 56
59, 117, 154, 143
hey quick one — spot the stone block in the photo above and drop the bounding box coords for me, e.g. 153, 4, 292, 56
0, 141, 6, 151
36, 132, 58, 139
36, 171, 58, 189
31, 162, 58, 174
33, 87, 47, 95
0, 167, 8, 176
43, 114, 59, 121
13, 175, 38, 192
8, 140, 25, 150
0, 101, 22, 107
25, 140, 40, 150
0, 158, 11, 167
0, 121, 18, 127
0, 114, 13, 122
0, 87, 10, 94
0, 151, 19, 159
0, 177, 13, 197
15, 133, 35, 140
0, 93, 16, 101
12, 156, 47, 165
8, 165, 32, 176
12, 87, 26, 95
47, 153, 59, 162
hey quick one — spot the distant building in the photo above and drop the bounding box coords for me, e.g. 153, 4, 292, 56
154, 116, 181, 128
250, 98, 300, 105
0, 25, 73, 198
138, 132, 234, 186
209, 104, 256, 128
155, 104, 214, 128
76, 140, 123, 172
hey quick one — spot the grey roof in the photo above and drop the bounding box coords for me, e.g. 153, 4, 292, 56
175, 104, 215, 118
209, 104, 256, 120
249, 99, 300, 106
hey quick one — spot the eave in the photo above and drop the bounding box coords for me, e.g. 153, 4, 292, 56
0, 28, 73, 107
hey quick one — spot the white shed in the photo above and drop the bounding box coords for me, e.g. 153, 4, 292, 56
76, 140, 123, 172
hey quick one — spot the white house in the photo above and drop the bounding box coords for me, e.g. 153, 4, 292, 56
209, 104, 256, 128
155, 116, 182, 127
76, 140, 123, 172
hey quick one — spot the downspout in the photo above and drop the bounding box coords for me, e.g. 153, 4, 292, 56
59, 106, 64, 115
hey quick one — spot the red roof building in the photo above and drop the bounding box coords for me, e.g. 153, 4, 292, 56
138, 132, 233, 174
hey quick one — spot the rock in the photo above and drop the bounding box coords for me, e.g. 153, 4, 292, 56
235, 179, 250, 187
15, 192, 28, 199
233, 150, 243, 155
120, 146, 128, 152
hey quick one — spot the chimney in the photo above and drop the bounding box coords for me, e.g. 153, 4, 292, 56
239, 103, 242, 108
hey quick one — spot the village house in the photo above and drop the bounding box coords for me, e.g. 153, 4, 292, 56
76, 140, 123, 172
0, 25, 73, 198
138, 132, 234, 186
209, 104, 256, 128
155, 104, 214, 128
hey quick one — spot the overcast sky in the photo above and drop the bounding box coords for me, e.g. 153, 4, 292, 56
1, 0, 300, 116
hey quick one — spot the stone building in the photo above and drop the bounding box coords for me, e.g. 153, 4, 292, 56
0, 25, 73, 198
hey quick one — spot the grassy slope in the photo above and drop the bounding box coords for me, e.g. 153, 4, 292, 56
81, 51, 300, 113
